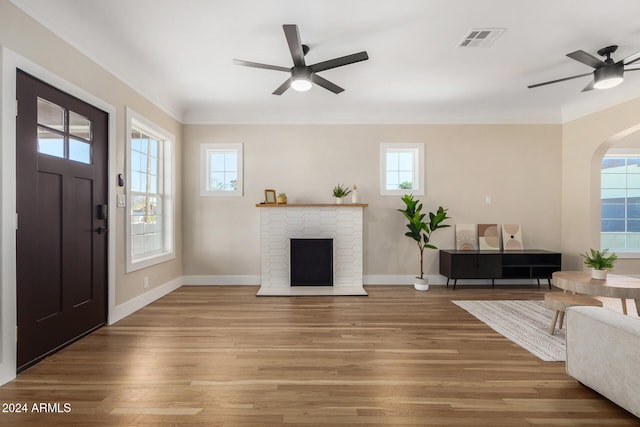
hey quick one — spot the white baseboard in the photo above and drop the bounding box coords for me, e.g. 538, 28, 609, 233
182, 275, 260, 286
183, 275, 448, 286
362, 275, 543, 286
364, 275, 447, 285
440, 278, 546, 286
108, 276, 183, 325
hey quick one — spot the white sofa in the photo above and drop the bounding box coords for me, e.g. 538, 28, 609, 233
566, 306, 640, 418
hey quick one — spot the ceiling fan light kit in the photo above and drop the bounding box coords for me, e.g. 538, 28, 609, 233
233, 24, 369, 95
593, 63, 624, 89
291, 67, 312, 91
528, 44, 640, 92
291, 79, 312, 92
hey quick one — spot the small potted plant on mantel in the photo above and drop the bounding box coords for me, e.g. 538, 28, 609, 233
277, 193, 287, 204
332, 184, 352, 204
398, 194, 451, 291
582, 248, 618, 280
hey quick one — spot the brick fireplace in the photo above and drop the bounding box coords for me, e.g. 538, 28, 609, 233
256, 204, 368, 296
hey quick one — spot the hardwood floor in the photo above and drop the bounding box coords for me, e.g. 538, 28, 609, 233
0, 285, 637, 426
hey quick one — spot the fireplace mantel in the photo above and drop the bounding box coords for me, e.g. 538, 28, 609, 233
256, 203, 368, 208
256, 204, 367, 296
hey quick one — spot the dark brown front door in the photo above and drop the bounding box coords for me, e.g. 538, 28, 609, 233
16, 70, 108, 371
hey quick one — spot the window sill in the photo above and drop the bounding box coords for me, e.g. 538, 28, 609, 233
200, 191, 243, 197
609, 252, 640, 259
380, 189, 424, 196
127, 251, 175, 273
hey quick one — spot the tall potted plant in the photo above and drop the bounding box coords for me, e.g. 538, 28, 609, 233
581, 248, 618, 280
398, 194, 450, 291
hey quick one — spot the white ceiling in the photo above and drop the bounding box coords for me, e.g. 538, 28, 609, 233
10, 0, 640, 124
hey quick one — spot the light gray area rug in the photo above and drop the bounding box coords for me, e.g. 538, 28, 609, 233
452, 300, 566, 362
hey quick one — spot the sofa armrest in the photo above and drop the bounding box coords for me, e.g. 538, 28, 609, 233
566, 306, 640, 418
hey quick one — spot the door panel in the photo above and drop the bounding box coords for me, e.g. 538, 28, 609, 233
16, 70, 108, 371
451, 254, 477, 279
70, 177, 94, 306
35, 171, 64, 320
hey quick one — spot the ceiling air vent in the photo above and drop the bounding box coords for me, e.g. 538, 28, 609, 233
458, 28, 506, 48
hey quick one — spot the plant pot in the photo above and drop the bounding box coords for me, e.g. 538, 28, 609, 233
592, 269, 607, 280
335, 197, 343, 204
277, 196, 287, 204
414, 277, 429, 291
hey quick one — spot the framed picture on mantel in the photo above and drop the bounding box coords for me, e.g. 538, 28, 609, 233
264, 189, 276, 204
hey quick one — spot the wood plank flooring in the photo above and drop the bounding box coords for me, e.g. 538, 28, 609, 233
0, 285, 637, 426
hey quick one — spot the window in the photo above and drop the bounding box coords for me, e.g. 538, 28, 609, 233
126, 108, 175, 272
601, 151, 640, 252
36, 97, 92, 164
200, 143, 243, 196
380, 143, 424, 196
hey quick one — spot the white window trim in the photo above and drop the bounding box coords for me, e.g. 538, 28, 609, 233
379, 143, 424, 196
200, 142, 243, 197
600, 149, 640, 256
125, 107, 175, 272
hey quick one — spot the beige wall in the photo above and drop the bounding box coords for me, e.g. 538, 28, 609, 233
562, 97, 640, 274
0, 0, 183, 306
3, 0, 640, 382
183, 124, 562, 280
5, 0, 638, 295
4, 0, 638, 289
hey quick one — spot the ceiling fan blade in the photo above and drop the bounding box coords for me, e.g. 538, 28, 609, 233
567, 50, 606, 68
311, 74, 344, 94
283, 24, 306, 67
581, 80, 595, 92
624, 50, 640, 66
310, 51, 369, 73
272, 78, 292, 95
233, 59, 290, 72
527, 72, 593, 89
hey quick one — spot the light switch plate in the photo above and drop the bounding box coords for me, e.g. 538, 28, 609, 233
117, 194, 126, 208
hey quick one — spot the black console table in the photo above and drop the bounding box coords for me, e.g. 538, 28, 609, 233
439, 249, 561, 289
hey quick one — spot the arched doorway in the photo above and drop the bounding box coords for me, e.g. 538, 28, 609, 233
592, 124, 640, 275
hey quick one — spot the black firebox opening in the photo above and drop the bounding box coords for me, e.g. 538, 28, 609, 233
290, 238, 333, 286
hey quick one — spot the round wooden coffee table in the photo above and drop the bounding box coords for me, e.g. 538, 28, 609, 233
552, 271, 640, 316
